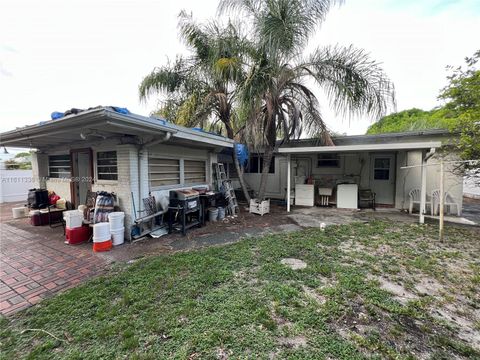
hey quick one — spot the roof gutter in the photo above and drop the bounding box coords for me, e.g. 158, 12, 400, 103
104, 110, 176, 134
278, 141, 443, 154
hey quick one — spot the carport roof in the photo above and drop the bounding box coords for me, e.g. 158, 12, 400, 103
278, 141, 442, 154
0, 107, 234, 149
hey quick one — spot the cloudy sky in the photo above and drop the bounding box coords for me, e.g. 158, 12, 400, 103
1, 0, 479, 138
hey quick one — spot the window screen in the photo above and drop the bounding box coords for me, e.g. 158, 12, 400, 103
317, 153, 340, 167
48, 155, 71, 178
184, 160, 206, 184
148, 156, 180, 187
97, 151, 118, 180
373, 158, 390, 180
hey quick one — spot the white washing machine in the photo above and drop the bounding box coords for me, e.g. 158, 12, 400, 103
337, 184, 358, 209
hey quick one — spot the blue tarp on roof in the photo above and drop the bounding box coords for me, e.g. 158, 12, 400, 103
51, 112, 64, 120
49, 106, 130, 120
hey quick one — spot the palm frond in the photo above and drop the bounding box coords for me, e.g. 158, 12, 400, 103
219, 0, 343, 58
139, 57, 192, 101
301, 45, 396, 119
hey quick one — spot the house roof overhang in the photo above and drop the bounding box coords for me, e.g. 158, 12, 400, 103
277, 141, 443, 154
0, 108, 234, 149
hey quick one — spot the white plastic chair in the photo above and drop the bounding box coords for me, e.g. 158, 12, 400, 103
431, 189, 461, 216
408, 188, 421, 214
408, 188, 431, 214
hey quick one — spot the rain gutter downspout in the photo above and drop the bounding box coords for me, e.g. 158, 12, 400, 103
136, 132, 172, 219
425, 147, 436, 161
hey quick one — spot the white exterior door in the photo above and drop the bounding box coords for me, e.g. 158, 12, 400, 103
370, 154, 395, 205
296, 158, 310, 177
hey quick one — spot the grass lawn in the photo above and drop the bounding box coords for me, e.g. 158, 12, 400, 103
1, 221, 479, 359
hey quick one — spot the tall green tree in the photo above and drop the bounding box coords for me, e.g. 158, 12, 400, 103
366, 50, 479, 177
366, 108, 455, 134
219, 0, 395, 200
439, 50, 480, 169
139, 12, 252, 202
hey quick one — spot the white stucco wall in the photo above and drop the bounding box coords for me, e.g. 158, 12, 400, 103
395, 151, 464, 213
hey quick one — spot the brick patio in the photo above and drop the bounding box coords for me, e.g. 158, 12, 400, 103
0, 204, 109, 316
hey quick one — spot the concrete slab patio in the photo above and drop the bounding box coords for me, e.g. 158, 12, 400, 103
1, 198, 478, 316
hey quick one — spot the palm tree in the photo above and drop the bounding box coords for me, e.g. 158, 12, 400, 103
139, 12, 252, 202
219, 0, 396, 200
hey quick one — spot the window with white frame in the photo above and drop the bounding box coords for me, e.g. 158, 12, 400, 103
148, 156, 181, 187
48, 155, 71, 178
184, 160, 206, 184
96, 151, 118, 181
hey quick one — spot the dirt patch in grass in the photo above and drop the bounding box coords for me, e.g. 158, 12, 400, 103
277, 336, 307, 349
415, 277, 446, 296
368, 275, 418, 304
280, 258, 307, 270
302, 285, 326, 305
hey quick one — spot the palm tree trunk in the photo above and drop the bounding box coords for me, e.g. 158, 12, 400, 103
232, 143, 251, 203
257, 145, 274, 200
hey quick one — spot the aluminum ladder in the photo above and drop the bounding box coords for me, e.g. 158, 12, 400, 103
215, 163, 239, 216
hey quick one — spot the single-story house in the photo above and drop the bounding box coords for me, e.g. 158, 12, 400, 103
222, 129, 464, 218
0, 107, 234, 239
0, 107, 464, 238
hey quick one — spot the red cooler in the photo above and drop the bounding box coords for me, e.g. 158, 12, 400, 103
65, 226, 92, 245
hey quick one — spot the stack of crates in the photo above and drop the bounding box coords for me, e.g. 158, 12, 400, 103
64, 210, 91, 245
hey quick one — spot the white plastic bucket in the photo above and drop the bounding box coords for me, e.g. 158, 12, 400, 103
209, 208, 219, 222
93, 222, 111, 242
12, 207, 26, 219
110, 227, 125, 246
64, 210, 84, 228
217, 207, 225, 220
108, 212, 125, 230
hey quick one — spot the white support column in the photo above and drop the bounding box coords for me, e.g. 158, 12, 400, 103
419, 150, 427, 224
287, 154, 291, 212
